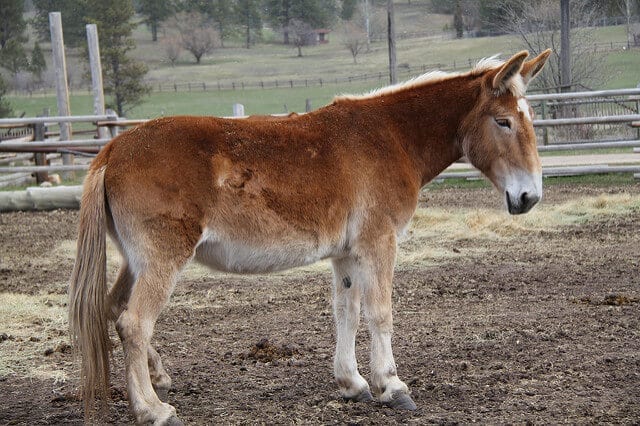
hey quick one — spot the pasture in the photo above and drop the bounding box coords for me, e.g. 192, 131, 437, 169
1, 181, 639, 424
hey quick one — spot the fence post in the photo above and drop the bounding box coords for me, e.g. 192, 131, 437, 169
233, 103, 245, 117
49, 12, 74, 180
106, 108, 120, 138
34, 110, 49, 184
541, 100, 549, 145
86, 24, 110, 141
305, 99, 312, 112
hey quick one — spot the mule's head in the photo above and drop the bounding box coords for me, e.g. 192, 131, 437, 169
461, 49, 551, 215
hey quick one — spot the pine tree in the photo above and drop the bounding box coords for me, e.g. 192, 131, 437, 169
264, 0, 337, 44
0, 0, 27, 49
32, 0, 87, 47
137, 0, 176, 42
0, 39, 28, 78
85, 0, 150, 116
30, 42, 47, 83
0, 0, 28, 78
0, 75, 13, 117
453, 0, 464, 39
234, 0, 262, 48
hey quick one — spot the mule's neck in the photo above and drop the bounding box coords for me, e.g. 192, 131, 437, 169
359, 74, 482, 187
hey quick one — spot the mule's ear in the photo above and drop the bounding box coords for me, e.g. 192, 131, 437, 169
492, 50, 529, 95
521, 48, 552, 85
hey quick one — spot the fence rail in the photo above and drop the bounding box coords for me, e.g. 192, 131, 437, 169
10, 41, 638, 97
1, 89, 639, 193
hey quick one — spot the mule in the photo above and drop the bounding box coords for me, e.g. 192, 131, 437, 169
69, 49, 551, 424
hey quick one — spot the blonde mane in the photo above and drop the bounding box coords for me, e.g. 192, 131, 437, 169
334, 54, 526, 102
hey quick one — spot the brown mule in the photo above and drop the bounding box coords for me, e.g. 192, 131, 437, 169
69, 49, 551, 424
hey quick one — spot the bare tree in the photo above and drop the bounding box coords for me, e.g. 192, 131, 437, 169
499, 0, 608, 92
288, 19, 314, 57
341, 20, 367, 63
168, 12, 219, 64
163, 35, 182, 66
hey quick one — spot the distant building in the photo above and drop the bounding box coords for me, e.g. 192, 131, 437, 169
314, 29, 331, 44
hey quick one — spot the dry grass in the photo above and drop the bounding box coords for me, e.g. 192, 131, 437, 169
2, 193, 638, 379
0, 292, 69, 381
398, 193, 640, 266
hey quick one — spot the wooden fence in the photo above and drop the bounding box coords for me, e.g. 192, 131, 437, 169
0, 89, 639, 198
11, 41, 637, 97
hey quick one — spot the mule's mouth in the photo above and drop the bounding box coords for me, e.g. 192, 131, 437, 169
506, 190, 540, 215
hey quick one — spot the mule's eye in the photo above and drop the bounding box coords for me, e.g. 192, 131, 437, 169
495, 118, 511, 129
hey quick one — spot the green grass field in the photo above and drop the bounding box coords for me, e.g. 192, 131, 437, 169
5, 4, 638, 120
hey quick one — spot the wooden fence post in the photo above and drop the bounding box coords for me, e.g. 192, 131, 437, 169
233, 103, 245, 117
305, 99, 312, 112
106, 108, 120, 138
86, 24, 109, 140
33, 110, 49, 184
49, 12, 74, 180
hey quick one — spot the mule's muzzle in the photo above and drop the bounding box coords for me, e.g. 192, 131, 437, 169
506, 190, 540, 215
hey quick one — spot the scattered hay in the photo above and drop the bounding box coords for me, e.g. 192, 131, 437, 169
0, 292, 69, 380
397, 192, 640, 266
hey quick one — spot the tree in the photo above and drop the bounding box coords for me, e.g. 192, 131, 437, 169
32, 0, 87, 47
30, 42, 47, 83
183, 0, 235, 47
85, 0, 150, 116
169, 12, 219, 64
287, 19, 315, 57
340, 20, 367, 63
0, 39, 29, 80
234, 0, 262, 48
163, 35, 182, 66
453, 0, 464, 38
0, 0, 28, 80
264, 0, 338, 44
0, 75, 13, 117
497, 0, 607, 91
341, 0, 358, 20
0, 0, 27, 49
137, 0, 176, 42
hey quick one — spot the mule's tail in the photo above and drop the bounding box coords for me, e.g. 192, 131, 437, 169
68, 165, 111, 418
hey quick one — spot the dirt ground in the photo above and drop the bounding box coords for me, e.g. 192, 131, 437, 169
1, 181, 639, 425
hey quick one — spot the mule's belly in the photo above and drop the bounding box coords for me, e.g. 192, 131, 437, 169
194, 232, 337, 274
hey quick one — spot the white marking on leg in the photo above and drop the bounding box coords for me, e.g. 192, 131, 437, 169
332, 257, 370, 399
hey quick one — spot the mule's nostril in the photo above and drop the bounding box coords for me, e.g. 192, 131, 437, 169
521, 192, 529, 205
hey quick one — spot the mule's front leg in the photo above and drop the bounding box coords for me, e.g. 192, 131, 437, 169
361, 233, 417, 410
331, 257, 373, 402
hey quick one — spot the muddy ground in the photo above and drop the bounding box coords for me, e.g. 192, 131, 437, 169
1, 181, 639, 425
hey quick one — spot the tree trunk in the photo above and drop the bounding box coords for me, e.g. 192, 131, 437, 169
151, 21, 158, 42
387, 0, 397, 84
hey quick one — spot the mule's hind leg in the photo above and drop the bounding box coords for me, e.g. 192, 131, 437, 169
108, 263, 173, 400
331, 257, 372, 402
360, 232, 416, 410
115, 260, 184, 425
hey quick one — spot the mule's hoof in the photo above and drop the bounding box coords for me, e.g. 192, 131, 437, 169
384, 391, 417, 410
162, 415, 184, 426
345, 389, 374, 403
